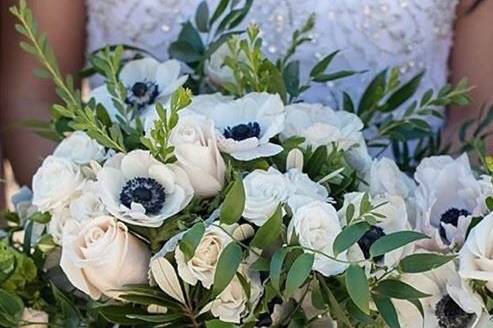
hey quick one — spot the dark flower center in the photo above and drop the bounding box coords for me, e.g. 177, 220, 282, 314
435, 295, 473, 328
125, 81, 159, 110
357, 226, 386, 262
223, 122, 261, 141
120, 177, 165, 215
438, 207, 470, 243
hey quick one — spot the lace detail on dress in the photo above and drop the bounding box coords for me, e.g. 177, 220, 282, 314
86, 0, 458, 126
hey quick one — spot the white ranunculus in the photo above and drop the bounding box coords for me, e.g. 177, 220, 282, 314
90, 58, 187, 120
60, 216, 150, 299
21, 308, 49, 328
459, 213, 493, 292
169, 114, 226, 197
204, 42, 236, 87
393, 258, 486, 328
242, 168, 291, 226
287, 200, 348, 276
69, 181, 107, 223
281, 103, 363, 150
175, 224, 232, 289
284, 168, 329, 210
414, 154, 485, 250
53, 131, 106, 165
339, 192, 412, 268
188, 92, 285, 161
97, 150, 194, 227
207, 264, 263, 323
32, 156, 84, 212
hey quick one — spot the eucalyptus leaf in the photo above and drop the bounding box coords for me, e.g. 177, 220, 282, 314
345, 265, 370, 315
399, 254, 456, 274
369, 231, 428, 259
285, 253, 314, 297
220, 177, 245, 225
373, 279, 430, 299
333, 222, 371, 257
212, 242, 243, 297
250, 205, 282, 249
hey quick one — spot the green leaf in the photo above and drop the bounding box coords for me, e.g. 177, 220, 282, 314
206, 319, 236, 328
358, 69, 387, 116
399, 254, 456, 274
250, 205, 282, 249
28, 211, 51, 224
52, 284, 80, 328
285, 253, 314, 297
126, 313, 181, 323
312, 70, 359, 82
369, 231, 428, 259
99, 305, 149, 325
195, 1, 209, 32
212, 242, 243, 297
220, 178, 245, 225
305, 145, 328, 178
373, 279, 430, 299
317, 275, 352, 327
0, 289, 24, 327
310, 50, 339, 77
177, 21, 204, 53
270, 248, 289, 294
333, 222, 370, 257
168, 41, 202, 63
179, 222, 205, 261
373, 294, 400, 328
209, 0, 229, 26
283, 60, 300, 98
346, 265, 370, 315
381, 71, 424, 113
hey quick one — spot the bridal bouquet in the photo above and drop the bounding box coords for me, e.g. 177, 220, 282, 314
2, 1, 493, 327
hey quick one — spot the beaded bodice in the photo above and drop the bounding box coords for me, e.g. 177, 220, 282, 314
86, 0, 459, 122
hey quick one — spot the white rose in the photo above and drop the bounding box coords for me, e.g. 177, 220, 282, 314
175, 224, 232, 289
20, 308, 49, 328
366, 157, 416, 200
53, 131, 106, 165
242, 168, 291, 226
169, 114, 226, 197
287, 201, 348, 276
284, 168, 328, 210
414, 154, 484, 250
60, 216, 150, 299
97, 150, 194, 227
48, 205, 72, 244
459, 213, 493, 292
32, 156, 84, 212
207, 264, 263, 323
204, 42, 236, 87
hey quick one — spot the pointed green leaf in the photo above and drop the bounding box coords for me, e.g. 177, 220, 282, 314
250, 205, 282, 249
346, 265, 370, 315
212, 242, 242, 297
285, 253, 314, 297
220, 177, 245, 225
369, 231, 428, 259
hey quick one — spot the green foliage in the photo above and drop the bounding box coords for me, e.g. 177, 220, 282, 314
285, 253, 314, 298
212, 242, 243, 297
0, 289, 24, 327
219, 176, 245, 225
0, 241, 36, 293
179, 222, 206, 261
250, 205, 282, 249
346, 265, 370, 315
140, 88, 192, 163
398, 253, 456, 274
368, 231, 428, 259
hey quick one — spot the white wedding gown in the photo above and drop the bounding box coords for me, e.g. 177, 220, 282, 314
86, 0, 459, 128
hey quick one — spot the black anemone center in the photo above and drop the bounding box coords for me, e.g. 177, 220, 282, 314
125, 81, 159, 110
357, 226, 386, 262
120, 177, 165, 215
223, 122, 261, 141
438, 208, 470, 242
435, 295, 473, 328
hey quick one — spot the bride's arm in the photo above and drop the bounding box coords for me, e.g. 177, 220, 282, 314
447, 0, 493, 150
0, 0, 86, 187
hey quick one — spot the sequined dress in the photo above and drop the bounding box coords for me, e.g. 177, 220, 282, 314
86, 0, 459, 128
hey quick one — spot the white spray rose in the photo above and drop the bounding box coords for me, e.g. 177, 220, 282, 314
68, 181, 107, 223
242, 168, 291, 226
204, 42, 236, 86
32, 156, 84, 212
169, 114, 226, 197
60, 216, 150, 300
287, 200, 348, 276
175, 224, 232, 289
459, 213, 493, 292
53, 131, 106, 165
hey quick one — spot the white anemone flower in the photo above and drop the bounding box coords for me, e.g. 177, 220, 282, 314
414, 154, 485, 250
90, 58, 187, 120
188, 92, 285, 161
97, 150, 194, 227
393, 258, 487, 328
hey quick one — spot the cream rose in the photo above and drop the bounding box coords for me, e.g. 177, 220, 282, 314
32, 156, 84, 212
459, 213, 493, 292
20, 308, 49, 328
169, 114, 226, 197
287, 200, 348, 276
60, 216, 150, 299
53, 131, 106, 165
175, 224, 232, 289
207, 264, 263, 323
